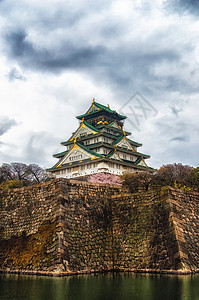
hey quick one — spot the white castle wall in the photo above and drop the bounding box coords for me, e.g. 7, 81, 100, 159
53, 161, 137, 179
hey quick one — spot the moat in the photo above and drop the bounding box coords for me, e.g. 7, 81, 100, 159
0, 273, 199, 300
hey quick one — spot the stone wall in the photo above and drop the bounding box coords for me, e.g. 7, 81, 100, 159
52, 179, 122, 272
0, 180, 59, 238
0, 179, 61, 272
111, 188, 176, 271
168, 188, 199, 271
0, 179, 122, 273
0, 179, 198, 275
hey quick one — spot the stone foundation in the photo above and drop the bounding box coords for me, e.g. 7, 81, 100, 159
0, 179, 198, 275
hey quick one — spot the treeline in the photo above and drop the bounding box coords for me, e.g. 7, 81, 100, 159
0, 162, 198, 192
122, 163, 199, 193
0, 163, 51, 190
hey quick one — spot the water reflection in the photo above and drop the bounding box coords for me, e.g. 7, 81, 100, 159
0, 272, 199, 300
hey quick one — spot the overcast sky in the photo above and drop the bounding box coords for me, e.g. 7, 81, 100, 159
0, 0, 199, 169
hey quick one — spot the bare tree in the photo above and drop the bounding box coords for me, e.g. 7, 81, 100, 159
11, 162, 28, 182
154, 163, 193, 187
0, 163, 16, 181
27, 164, 49, 183
0, 162, 51, 187
122, 163, 194, 192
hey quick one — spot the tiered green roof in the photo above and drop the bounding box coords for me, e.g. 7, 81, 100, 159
76, 100, 126, 121
48, 99, 154, 173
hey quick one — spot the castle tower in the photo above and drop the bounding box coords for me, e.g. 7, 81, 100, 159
48, 99, 154, 178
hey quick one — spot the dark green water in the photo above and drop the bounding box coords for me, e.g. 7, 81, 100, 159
0, 273, 199, 300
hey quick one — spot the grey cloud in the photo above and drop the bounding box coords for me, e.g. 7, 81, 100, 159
170, 136, 189, 142
43, 46, 105, 70
4, 29, 105, 71
154, 118, 192, 145
0, 117, 18, 136
4, 26, 183, 100
7, 67, 26, 82
5, 30, 35, 59
24, 132, 60, 167
0, 0, 198, 102
3, 0, 196, 101
164, 0, 199, 16
0, 1, 111, 36
149, 117, 197, 167
171, 107, 182, 116
1, 3, 197, 109
170, 98, 190, 116
33, 2, 111, 31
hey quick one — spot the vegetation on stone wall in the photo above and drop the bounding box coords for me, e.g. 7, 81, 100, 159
188, 167, 199, 189
0, 179, 23, 190
0, 220, 57, 270
111, 188, 177, 270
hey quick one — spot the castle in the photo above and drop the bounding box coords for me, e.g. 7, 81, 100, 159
48, 99, 153, 178
1, 100, 199, 276
1, 99, 198, 275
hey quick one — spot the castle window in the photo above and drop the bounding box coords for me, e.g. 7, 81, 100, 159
69, 154, 82, 161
